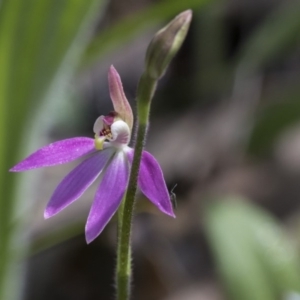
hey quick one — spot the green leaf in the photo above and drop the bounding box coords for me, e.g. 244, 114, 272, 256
246, 208, 300, 293
0, 0, 104, 298
204, 198, 300, 300
237, 1, 300, 73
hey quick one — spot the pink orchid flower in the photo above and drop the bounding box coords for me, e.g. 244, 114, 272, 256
10, 66, 175, 243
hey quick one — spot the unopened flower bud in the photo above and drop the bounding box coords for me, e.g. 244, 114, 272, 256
145, 10, 192, 80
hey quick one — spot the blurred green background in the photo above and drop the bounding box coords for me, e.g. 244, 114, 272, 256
2, 0, 300, 299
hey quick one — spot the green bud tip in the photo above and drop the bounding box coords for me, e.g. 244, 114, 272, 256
145, 9, 193, 80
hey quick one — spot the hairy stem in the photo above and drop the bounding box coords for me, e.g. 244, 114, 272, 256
116, 73, 156, 300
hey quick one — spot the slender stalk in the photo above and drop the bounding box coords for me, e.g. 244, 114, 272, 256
116, 73, 156, 300
115, 10, 192, 299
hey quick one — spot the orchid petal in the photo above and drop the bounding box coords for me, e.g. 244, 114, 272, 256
127, 149, 175, 218
44, 149, 114, 218
85, 151, 129, 243
108, 65, 133, 130
10, 137, 95, 172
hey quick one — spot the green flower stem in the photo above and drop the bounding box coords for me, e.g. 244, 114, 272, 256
116, 73, 157, 300
115, 9, 191, 298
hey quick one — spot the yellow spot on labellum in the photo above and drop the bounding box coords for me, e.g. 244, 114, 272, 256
94, 136, 105, 150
